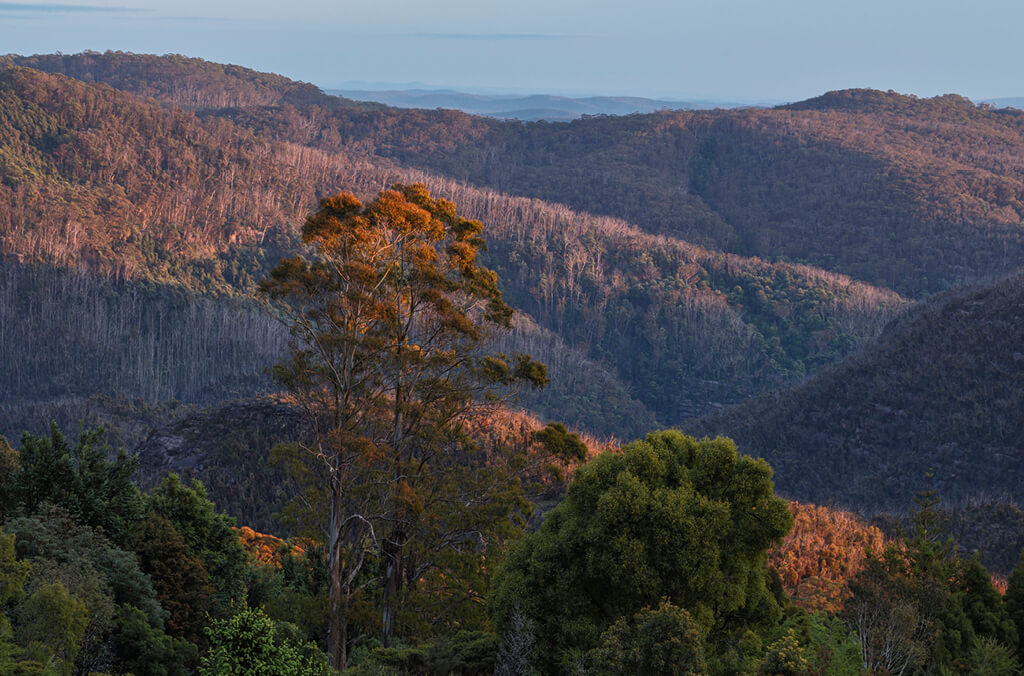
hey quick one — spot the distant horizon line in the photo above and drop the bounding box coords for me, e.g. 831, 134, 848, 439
323, 78, 1023, 107
4, 50, 1023, 107
325, 82, 1024, 109
327, 85, 776, 107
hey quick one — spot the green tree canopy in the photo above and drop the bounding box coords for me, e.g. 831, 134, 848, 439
1005, 549, 1024, 660
0, 438, 17, 524
589, 600, 706, 676
11, 425, 143, 546
199, 605, 329, 676
843, 495, 1016, 675
145, 473, 248, 606
130, 513, 215, 645
109, 605, 198, 676
961, 555, 1016, 649
14, 582, 89, 676
0, 528, 29, 607
4, 505, 175, 672
491, 431, 792, 674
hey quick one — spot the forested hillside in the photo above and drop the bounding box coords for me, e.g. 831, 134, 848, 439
329, 88, 736, 121
0, 63, 903, 430
693, 271, 1024, 513
12, 52, 1024, 297
1, 51, 362, 110
2, 51, 1024, 675
0, 263, 284, 406
126, 398, 591, 538
5, 52, 1022, 535
0, 262, 656, 442
311, 96, 1024, 296
275, 89, 1024, 297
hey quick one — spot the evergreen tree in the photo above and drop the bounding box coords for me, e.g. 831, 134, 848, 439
0, 529, 29, 607
14, 582, 89, 676
1006, 549, 1024, 659
589, 600, 707, 676
131, 514, 215, 645
200, 605, 330, 676
12, 425, 143, 546
491, 431, 792, 675
145, 473, 248, 606
961, 555, 1016, 648
109, 605, 198, 676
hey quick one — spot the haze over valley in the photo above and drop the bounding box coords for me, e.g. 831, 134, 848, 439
327, 88, 763, 122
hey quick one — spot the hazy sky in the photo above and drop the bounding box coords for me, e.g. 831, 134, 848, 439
1, 0, 1022, 101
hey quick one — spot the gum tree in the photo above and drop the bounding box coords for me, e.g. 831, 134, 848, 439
260, 184, 557, 669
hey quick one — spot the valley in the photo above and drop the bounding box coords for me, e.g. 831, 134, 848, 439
1, 50, 1023, 675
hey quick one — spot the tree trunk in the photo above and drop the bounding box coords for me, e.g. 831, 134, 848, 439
381, 528, 406, 647
328, 482, 348, 671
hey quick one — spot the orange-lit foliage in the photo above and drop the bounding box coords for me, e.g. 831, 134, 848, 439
235, 525, 305, 567
768, 501, 887, 613
457, 404, 609, 478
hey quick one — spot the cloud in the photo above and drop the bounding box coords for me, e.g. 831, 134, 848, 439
0, 2, 144, 13
152, 15, 233, 23
406, 32, 574, 41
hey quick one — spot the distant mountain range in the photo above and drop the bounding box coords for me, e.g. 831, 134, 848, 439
327, 88, 759, 121
982, 97, 1024, 109
0, 54, 904, 436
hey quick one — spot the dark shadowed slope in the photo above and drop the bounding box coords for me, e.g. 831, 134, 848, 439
692, 271, 1024, 513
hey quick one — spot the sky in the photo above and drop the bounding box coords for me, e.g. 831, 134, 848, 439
1, 0, 1022, 102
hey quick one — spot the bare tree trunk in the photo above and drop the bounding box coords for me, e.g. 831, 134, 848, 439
381, 529, 405, 647
328, 481, 347, 671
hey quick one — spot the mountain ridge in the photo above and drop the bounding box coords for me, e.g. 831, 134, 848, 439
11, 52, 1024, 297
328, 88, 754, 121
0, 61, 904, 431
3, 52, 1023, 540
